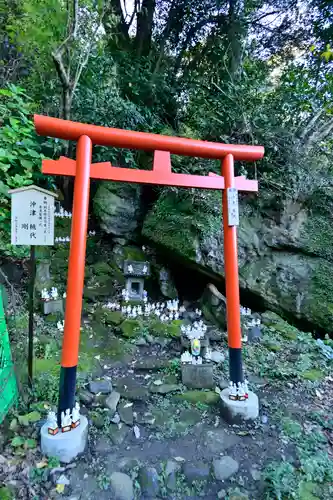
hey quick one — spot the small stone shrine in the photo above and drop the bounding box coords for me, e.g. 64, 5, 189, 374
180, 319, 215, 389
123, 260, 150, 300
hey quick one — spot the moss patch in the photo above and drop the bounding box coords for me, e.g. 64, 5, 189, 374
149, 319, 182, 338
122, 245, 146, 262
142, 190, 220, 260
173, 390, 220, 405
84, 281, 114, 300
80, 326, 136, 363
119, 319, 142, 338
93, 308, 123, 325
301, 369, 324, 381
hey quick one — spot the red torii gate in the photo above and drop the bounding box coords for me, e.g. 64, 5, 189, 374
34, 115, 264, 421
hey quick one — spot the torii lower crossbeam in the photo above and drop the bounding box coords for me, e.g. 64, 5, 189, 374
34, 115, 264, 424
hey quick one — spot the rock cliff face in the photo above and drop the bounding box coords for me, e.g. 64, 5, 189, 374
142, 189, 333, 333
92, 180, 333, 332
93, 182, 142, 237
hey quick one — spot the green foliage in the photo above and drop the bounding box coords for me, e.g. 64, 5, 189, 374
264, 461, 299, 500
0, 84, 53, 257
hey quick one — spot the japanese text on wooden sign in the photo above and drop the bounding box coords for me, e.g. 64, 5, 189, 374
11, 189, 55, 246
226, 187, 239, 226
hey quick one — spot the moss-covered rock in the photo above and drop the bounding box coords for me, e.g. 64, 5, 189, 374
120, 319, 142, 338
93, 308, 123, 325
142, 190, 219, 260
84, 281, 114, 301
149, 319, 182, 338
122, 245, 146, 262
142, 190, 333, 333
91, 261, 114, 276
93, 182, 141, 237
0, 486, 14, 500
262, 312, 299, 340
173, 390, 220, 405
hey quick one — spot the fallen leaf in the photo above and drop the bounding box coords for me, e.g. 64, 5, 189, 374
18, 411, 41, 426
124, 403, 133, 408
94, 355, 101, 361
36, 460, 48, 469
315, 390, 323, 400
24, 438, 37, 450
236, 431, 250, 436
55, 484, 65, 494
173, 456, 186, 462
133, 425, 140, 439
153, 380, 163, 386
11, 436, 25, 447
9, 418, 18, 431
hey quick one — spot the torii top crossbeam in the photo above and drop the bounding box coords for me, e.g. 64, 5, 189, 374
34, 115, 263, 161
34, 114, 264, 425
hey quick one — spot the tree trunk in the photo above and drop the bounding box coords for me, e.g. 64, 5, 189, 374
136, 0, 156, 56
227, 0, 246, 79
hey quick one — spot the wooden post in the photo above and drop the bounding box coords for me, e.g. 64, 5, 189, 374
28, 245, 36, 388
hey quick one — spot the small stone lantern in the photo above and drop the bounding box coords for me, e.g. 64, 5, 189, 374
123, 260, 150, 300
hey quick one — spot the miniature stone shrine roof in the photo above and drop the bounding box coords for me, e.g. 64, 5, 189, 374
123, 260, 150, 277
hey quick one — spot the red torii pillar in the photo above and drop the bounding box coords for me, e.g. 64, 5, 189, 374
34, 115, 264, 422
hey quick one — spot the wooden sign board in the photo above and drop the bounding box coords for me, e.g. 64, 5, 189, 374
9, 185, 57, 246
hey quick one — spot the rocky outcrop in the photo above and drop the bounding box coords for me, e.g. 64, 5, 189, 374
142, 188, 333, 332
93, 182, 142, 237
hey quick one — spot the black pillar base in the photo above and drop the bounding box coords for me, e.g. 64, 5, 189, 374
229, 347, 243, 384
57, 365, 77, 426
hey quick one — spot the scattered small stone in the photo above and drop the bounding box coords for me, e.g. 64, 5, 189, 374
105, 391, 120, 415
108, 423, 129, 445
166, 471, 177, 491
250, 468, 261, 481
118, 401, 134, 426
182, 461, 210, 483
118, 457, 140, 472
138, 466, 160, 497
149, 384, 181, 394
204, 429, 240, 454
210, 351, 225, 363
78, 389, 94, 405
165, 460, 181, 477
137, 412, 155, 425
83, 473, 88, 479
261, 415, 268, 424
135, 357, 170, 371
110, 471, 134, 500
213, 457, 239, 481
135, 337, 147, 346
247, 375, 268, 387
89, 379, 112, 394
56, 474, 70, 486
111, 413, 121, 424
218, 490, 227, 499
219, 378, 229, 390
118, 387, 149, 402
